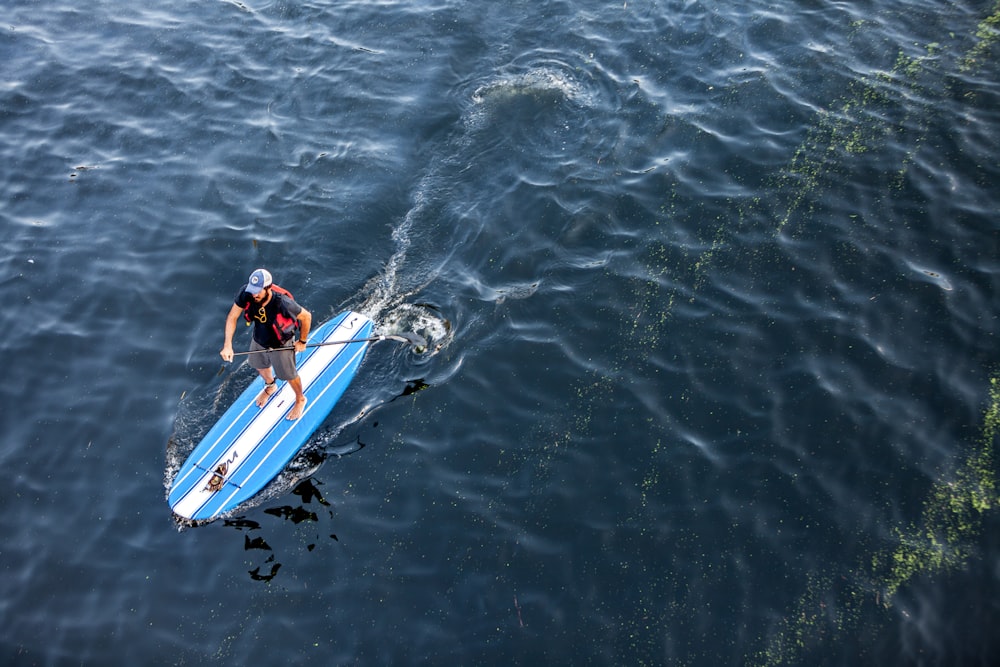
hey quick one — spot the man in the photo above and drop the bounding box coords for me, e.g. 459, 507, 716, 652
220, 269, 312, 420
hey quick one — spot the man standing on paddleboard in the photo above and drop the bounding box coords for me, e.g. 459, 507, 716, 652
219, 269, 312, 420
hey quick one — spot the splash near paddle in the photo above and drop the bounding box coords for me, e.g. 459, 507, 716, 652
169, 311, 374, 521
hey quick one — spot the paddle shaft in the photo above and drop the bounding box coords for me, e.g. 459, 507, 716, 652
230, 334, 417, 357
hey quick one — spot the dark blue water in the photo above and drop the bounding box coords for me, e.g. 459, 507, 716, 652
2, 0, 998, 665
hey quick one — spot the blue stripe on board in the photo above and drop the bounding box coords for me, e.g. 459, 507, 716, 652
170, 313, 363, 509
192, 337, 369, 519
206, 342, 370, 517
169, 311, 353, 498
170, 313, 371, 518
169, 312, 373, 519
174, 319, 355, 504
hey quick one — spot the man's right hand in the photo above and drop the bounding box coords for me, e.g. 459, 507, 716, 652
220, 344, 234, 362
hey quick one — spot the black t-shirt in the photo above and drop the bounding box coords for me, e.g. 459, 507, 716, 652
235, 288, 303, 348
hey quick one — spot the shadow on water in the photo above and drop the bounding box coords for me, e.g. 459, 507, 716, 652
223, 478, 333, 582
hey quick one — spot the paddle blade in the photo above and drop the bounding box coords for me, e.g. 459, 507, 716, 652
386, 332, 428, 348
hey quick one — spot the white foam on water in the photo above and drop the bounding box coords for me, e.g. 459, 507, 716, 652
465, 65, 592, 134
354, 63, 594, 354
352, 166, 455, 355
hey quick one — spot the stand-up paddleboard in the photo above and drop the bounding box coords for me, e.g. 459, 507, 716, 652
169, 310, 374, 522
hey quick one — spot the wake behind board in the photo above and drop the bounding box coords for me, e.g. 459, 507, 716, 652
169, 310, 374, 522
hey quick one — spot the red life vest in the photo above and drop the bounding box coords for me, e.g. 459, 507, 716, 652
243, 284, 300, 344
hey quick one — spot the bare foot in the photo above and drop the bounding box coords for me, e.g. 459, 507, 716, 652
255, 382, 277, 408
286, 395, 307, 420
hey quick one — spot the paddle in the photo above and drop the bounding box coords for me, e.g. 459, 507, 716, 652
230, 332, 427, 357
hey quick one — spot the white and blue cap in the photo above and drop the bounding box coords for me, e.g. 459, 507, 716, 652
245, 268, 272, 295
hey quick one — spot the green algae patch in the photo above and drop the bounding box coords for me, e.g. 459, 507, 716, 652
875, 377, 1000, 601
961, 0, 1000, 73
751, 377, 1000, 667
